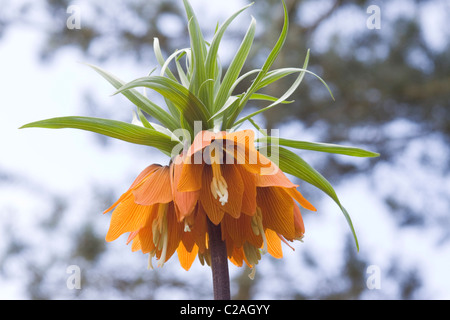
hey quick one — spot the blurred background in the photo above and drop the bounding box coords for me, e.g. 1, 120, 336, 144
0, 0, 449, 299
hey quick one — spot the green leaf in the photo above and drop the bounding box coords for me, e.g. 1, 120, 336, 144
20, 116, 181, 157
227, 0, 289, 126
155, 48, 194, 118
133, 108, 153, 129
175, 51, 190, 87
183, 0, 208, 103
213, 15, 256, 114
215, 92, 293, 124
248, 93, 294, 104
258, 137, 380, 157
257, 67, 335, 100
85, 63, 179, 132
205, 3, 254, 109
205, 3, 253, 78
153, 38, 178, 82
228, 68, 260, 96
159, 48, 190, 81
233, 50, 310, 126
261, 146, 360, 251
209, 95, 240, 121
187, 16, 207, 96
115, 76, 211, 129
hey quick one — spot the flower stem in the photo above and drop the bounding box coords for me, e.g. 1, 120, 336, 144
207, 218, 231, 300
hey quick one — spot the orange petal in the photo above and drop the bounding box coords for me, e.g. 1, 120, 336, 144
217, 129, 255, 144
174, 191, 200, 221
192, 203, 208, 253
236, 165, 257, 215
220, 164, 244, 219
172, 155, 200, 219
128, 164, 161, 190
222, 214, 262, 249
293, 204, 305, 237
179, 225, 196, 252
177, 242, 199, 271
177, 160, 204, 192
104, 165, 162, 214
228, 246, 245, 267
216, 130, 260, 157
265, 229, 283, 259
103, 191, 131, 214
132, 166, 173, 205
202, 129, 273, 175
255, 163, 297, 188
256, 187, 296, 239
199, 166, 225, 224
160, 203, 184, 263
224, 139, 274, 175
105, 195, 154, 242
126, 229, 140, 245
186, 130, 224, 158
130, 232, 142, 252
131, 226, 154, 253
285, 188, 316, 212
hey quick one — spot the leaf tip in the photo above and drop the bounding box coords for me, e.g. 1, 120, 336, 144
18, 122, 37, 130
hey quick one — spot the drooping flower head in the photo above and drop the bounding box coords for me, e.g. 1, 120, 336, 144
20, 0, 379, 278
102, 128, 318, 273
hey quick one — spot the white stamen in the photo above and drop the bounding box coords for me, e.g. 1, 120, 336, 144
248, 266, 256, 280
151, 204, 169, 268
252, 208, 267, 254
211, 177, 219, 199
147, 251, 156, 270
211, 176, 228, 206
157, 228, 169, 268
184, 220, 191, 232
260, 232, 268, 255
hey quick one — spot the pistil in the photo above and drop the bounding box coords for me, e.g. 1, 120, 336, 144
209, 147, 228, 206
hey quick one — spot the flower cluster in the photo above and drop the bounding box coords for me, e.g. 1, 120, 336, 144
104, 129, 316, 274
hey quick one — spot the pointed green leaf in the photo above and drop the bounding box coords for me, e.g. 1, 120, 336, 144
85, 63, 179, 131
115, 76, 211, 128
159, 48, 190, 81
217, 94, 293, 125
256, 67, 335, 100
187, 16, 207, 96
249, 93, 294, 104
213, 16, 256, 114
20, 116, 181, 156
209, 95, 240, 121
183, 0, 208, 105
227, 0, 289, 126
175, 52, 190, 88
205, 3, 253, 81
233, 50, 310, 126
133, 109, 153, 129
205, 3, 254, 112
258, 137, 380, 157
153, 38, 178, 82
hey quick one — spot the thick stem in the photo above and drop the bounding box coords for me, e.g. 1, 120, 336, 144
207, 218, 231, 300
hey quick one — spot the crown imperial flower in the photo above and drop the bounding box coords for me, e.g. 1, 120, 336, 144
20, 0, 379, 299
